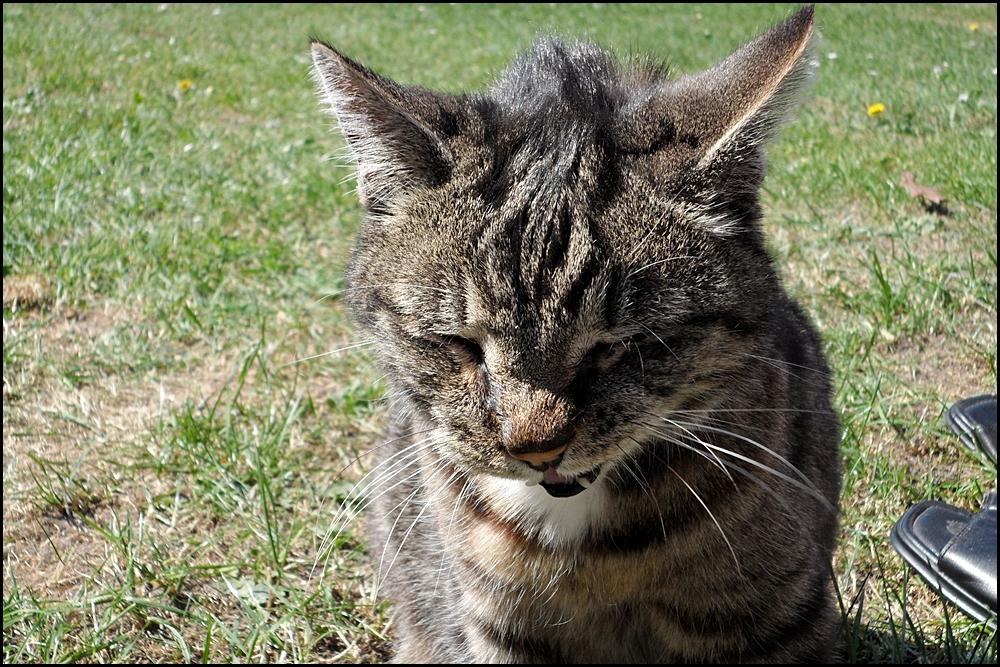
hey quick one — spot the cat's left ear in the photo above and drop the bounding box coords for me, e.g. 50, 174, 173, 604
310, 40, 453, 208
669, 5, 816, 173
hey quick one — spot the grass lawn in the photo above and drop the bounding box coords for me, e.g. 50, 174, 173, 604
3, 3, 996, 662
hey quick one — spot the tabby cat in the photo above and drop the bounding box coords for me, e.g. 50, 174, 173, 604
312, 5, 840, 662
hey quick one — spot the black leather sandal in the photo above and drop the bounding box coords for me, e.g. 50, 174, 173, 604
891, 493, 997, 629
945, 395, 997, 465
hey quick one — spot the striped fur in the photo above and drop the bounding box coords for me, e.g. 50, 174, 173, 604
313, 5, 840, 662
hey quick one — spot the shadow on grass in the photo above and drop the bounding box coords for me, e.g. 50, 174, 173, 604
836, 553, 997, 663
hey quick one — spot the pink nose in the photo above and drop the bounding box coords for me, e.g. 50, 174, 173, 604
508, 443, 567, 467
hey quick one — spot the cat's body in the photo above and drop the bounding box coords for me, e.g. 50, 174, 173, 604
312, 5, 841, 662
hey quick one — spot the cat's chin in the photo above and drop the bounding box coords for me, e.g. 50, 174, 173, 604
535, 466, 601, 498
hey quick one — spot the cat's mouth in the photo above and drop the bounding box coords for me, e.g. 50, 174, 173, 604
534, 466, 601, 498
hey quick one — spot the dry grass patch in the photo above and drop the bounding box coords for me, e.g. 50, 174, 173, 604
4, 298, 390, 662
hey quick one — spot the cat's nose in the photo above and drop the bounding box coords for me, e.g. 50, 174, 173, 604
508, 443, 567, 468
499, 384, 574, 466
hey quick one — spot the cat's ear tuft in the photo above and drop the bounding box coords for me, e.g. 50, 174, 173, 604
669, 5, 816, 172
310, 40, 452, 208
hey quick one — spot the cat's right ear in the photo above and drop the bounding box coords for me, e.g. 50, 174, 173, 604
310, 41, 452, 208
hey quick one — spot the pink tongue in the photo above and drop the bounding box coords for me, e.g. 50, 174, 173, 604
543, 468, 576, 485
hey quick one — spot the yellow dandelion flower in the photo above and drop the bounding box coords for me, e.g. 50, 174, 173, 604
867, 102, 886, 117
178, 79, 193, 92
969, 22, 979, 32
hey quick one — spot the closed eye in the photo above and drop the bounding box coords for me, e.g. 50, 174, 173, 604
442, 335, 484, 365
583, 342, 615, 365
582, 334, 646, 369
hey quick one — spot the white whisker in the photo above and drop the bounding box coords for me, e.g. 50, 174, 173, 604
635, 321, 680, 363
619, 438, 667, 538
280, 340, 375, 367
434, 477, 473, 596
314, 434, 440, 575
641, 417, 733, 482
667, 464, 741, 576
664, 418, 835, 512
636, 423, 730, 479
314, 282, 458, 301
665, 407, 831, 416
744, 353, 830, 388
746, 353, 828, 375
379, 460, 458, 591
624, 255, 698, 280
329, 438, 438, 528
719, 459, 806, 526
374, 480, 428, 600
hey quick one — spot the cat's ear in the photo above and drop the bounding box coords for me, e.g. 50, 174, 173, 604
310, 40, 452, 208
669, 5, 815, 172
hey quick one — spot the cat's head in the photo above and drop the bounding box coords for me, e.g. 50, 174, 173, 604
312, 7, 815, 496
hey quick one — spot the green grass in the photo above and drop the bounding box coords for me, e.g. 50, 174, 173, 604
3, 3, 996, 662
